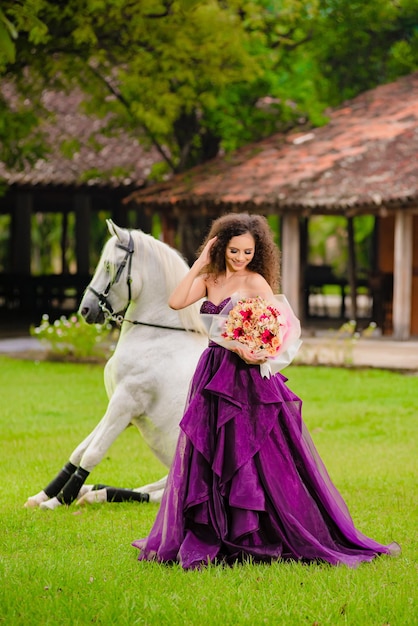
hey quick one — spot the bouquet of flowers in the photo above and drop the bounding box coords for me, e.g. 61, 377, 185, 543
202, 293, 302, 377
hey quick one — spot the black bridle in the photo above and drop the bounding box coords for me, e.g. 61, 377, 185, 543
87, 232, 193, 332
88, 233, 135, 326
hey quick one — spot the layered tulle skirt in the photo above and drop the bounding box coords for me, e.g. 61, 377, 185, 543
133, 345, 399, 569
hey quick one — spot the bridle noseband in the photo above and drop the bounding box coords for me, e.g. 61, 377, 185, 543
87, 232, 195, 332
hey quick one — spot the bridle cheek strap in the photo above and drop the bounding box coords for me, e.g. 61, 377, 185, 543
87, 234, 134, 324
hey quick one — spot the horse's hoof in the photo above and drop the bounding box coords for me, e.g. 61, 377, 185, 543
40, 497, 62, 511
77, 484, 94, 499
24, 491, 49, 508
77, 488, 107, 506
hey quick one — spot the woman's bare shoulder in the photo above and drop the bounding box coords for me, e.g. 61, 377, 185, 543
246, 272, 273, 294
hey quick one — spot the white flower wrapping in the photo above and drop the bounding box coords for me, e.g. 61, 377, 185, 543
202, 293, 302, 377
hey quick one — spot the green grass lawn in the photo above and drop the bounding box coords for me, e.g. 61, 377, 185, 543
0, 356, 416, 625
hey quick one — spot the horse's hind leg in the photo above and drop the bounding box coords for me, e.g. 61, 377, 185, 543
134, 475, 168, 494
77, 485, 164, 506
77, 476, 168, 506
78, 485, 150, 505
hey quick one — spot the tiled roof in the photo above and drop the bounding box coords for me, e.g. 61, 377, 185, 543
0, 86, 161, 188
126, 72, 418, 215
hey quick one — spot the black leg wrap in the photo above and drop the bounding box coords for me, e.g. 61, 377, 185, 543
106, 487, 150, 503
44, 462, 77, 498
91, 484, 109, 491
56, 467, 90, 505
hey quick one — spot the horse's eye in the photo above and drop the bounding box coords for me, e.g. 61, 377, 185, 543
104, 260, 111, 273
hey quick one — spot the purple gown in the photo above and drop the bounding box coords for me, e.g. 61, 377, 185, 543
133, 299, 400, 569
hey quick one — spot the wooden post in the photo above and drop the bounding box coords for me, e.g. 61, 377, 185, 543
392, 211, 413, 340
112, 204, 128, 227
131, 208, 153, 233
74, 194, 91, 275
346, 216, 358, 320
299, 217, 308, 323
10, 193, 33, 314
160, 213, 177, 248
281, 214, 301, 316
61, 211, 69, 274
11, 193, 32, 273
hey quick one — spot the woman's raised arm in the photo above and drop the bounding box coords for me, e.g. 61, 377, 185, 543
168, 237, 217, 310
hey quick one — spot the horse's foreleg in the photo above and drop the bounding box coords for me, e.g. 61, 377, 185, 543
24, 422, 103, 508
24, 461, 78, 508
40, 398, 136, 510
39, 467, 91, 510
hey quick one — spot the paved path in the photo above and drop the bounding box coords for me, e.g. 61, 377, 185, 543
295, 336, 418, 371
0, 337, 48, 355
1, 334, 417, 371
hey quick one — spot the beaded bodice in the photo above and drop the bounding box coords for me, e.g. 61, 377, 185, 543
200, 298, 230, 315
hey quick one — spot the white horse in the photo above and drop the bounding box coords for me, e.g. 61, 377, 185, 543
25, 220, 207, 510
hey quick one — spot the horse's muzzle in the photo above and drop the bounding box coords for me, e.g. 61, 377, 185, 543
79, 304, 106, 325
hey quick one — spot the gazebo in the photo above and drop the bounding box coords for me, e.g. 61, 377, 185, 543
125, 72, 418, 340
0, 86, 161, 322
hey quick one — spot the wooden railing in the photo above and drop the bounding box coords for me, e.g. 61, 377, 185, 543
0, 273, 91, 322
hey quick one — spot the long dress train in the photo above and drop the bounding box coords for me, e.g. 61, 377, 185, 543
133, 300, 400, 570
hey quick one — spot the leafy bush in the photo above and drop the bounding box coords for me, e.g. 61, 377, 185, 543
30, 313, 114, 360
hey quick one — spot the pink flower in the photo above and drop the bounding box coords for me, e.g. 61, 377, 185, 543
233, 327, 244, 339
261, 329, 274, 344
240, 309, 252, 321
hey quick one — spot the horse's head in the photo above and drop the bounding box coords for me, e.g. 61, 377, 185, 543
80, 219, 207, 334
79, 220, 136, 324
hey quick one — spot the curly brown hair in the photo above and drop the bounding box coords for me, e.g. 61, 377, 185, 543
197, 213, 280, 291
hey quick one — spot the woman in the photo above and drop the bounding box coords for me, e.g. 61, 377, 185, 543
133, 213, 399, 569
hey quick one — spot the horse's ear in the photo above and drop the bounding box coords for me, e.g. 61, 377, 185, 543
106, 219, 128, 244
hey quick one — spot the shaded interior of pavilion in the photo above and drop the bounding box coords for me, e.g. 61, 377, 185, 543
0, 199, 398, 339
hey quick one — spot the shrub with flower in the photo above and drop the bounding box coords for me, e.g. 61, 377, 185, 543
222, 296, 283, 357
30, 313, 114, 360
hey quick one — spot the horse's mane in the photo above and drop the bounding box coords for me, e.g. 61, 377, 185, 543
130, 230, 206, 334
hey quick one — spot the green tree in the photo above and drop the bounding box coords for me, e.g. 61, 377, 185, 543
0, 2, 49, 168
312, 0, 418, 104
0, 6, 17, 68
1, 0, 326, 176
1, 0, 417, 176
